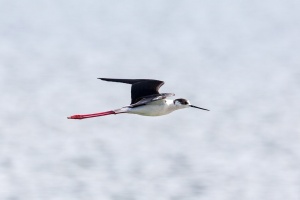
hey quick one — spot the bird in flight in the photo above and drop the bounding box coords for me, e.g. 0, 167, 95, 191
68, 78, 209, 119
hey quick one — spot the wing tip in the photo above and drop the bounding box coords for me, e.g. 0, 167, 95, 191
98, 78, 110, 81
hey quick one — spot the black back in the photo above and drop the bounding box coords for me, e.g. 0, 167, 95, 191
99, 78, 165, 104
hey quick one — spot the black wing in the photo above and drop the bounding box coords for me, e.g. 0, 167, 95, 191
98, 78, 165, 104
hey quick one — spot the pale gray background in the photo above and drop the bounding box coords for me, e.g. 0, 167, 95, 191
1, 0, 300, 200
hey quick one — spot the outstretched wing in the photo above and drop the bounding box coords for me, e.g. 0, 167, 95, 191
98, 78, 165, 104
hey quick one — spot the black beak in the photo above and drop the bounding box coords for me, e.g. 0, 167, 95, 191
190, 105, 210, 111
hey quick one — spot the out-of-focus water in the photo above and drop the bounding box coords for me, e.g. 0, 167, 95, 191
1, 0, 300, 199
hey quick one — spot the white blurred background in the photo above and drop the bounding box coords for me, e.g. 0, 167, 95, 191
1, 0, 300, 199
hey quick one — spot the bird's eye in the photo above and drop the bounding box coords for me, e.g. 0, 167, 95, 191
174, 99, 189, 105
181, 100, 188, 105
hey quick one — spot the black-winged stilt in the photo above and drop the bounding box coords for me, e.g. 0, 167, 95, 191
68, 78, 209, 119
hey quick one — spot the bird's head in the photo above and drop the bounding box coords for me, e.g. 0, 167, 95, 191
174, 98, 209, 111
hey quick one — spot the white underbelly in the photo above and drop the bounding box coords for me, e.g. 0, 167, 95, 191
129, 105, 174, 116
